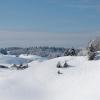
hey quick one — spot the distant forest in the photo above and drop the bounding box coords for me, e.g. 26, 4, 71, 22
0, 47, 79, 59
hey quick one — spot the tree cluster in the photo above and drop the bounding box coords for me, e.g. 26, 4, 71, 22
11, 64, 28, 70
64, 48, 77, 56
5, 46, 66, 58
56, 61, 69, 68
0, 48, 8, 55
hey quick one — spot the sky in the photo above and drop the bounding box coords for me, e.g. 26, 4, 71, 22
0, 0, 100, 48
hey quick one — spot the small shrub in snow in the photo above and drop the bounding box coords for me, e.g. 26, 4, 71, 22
57, 61, 69, 69
57, 70, 63, 74
11, 64, 17, 69
63, 61, 69, 68
56, 61, 62, 68
19, 64, 28, 70
17, 64, 28, 70
11, 64, 29, 70
0, 65, 8, 69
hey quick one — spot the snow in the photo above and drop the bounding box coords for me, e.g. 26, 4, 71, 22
0, 55, 100, 100
0, 55, 31, 67
19, 54, 47, 61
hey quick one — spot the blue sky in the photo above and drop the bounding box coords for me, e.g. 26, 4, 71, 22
0, 0, 100, 47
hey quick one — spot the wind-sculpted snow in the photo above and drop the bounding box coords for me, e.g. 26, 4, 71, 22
0, 56, 100, 100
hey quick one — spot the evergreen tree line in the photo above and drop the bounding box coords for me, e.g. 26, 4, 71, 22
1, 47, 80, 58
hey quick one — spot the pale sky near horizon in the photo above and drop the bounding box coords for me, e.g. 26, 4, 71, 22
0, 31, 99, 48
0, 0, 100, 48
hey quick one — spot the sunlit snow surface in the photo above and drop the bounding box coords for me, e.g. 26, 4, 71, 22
0, 55, 100, 100
19, 54, 47, 61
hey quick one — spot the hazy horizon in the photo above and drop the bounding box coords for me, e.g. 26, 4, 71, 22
0, 30, 99, 48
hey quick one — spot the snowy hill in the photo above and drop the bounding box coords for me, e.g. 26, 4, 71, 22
0, 56, 100, 100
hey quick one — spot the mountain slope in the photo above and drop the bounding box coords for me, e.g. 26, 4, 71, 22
0, 56, 100, 100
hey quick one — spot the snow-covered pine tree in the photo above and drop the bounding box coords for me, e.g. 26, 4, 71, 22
11, 64, 17, 70
63, 61, 68, 68
64, 48, 76, 56
88, 43, 96, 60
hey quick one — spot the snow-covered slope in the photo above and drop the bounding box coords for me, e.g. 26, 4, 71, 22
0, 56, 100, 100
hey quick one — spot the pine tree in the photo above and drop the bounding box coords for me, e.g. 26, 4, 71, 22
88, 44, 96, 60
63, 61, 68, 68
